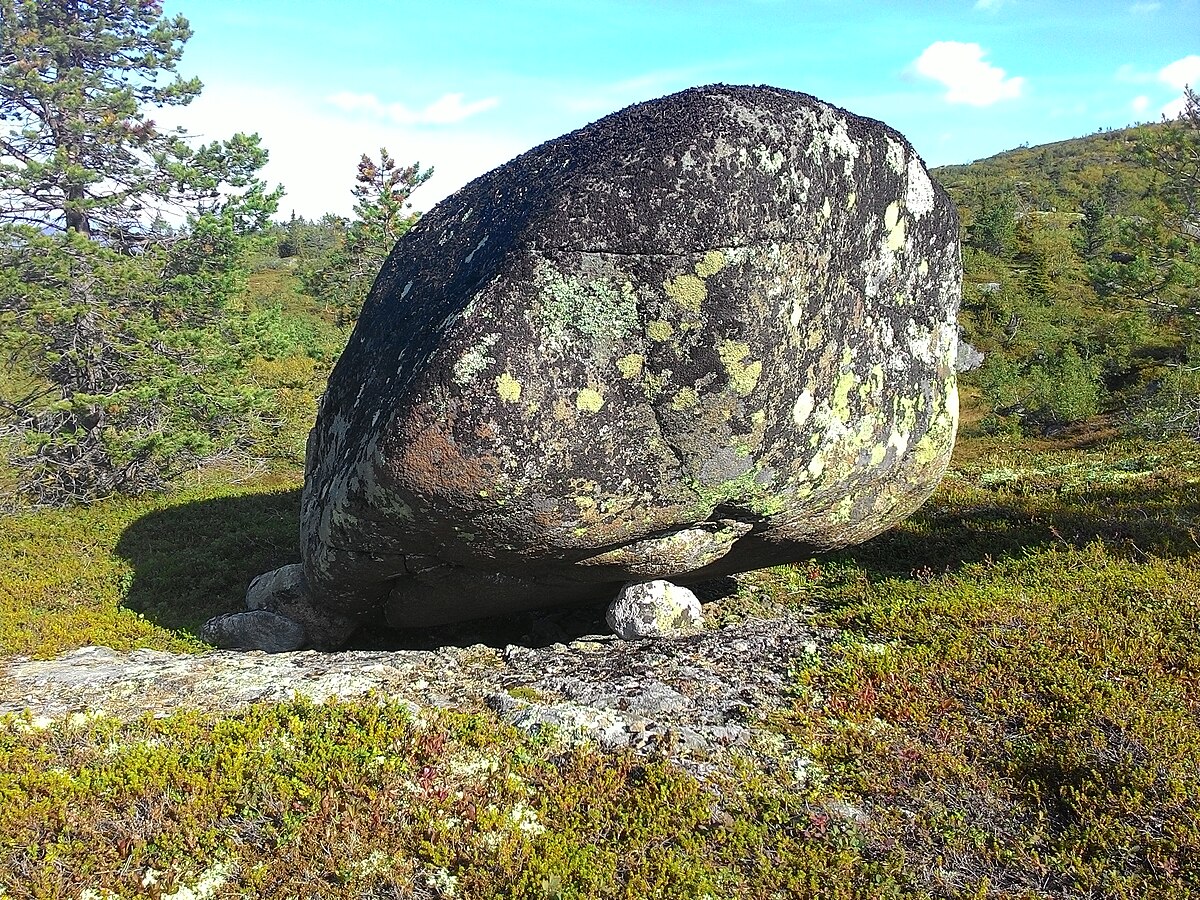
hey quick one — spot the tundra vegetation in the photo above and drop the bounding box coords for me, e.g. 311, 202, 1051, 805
2, 3, 1200, 896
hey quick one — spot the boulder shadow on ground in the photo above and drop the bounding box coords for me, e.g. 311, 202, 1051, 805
115, 488, 305, 639
115, 488, 744, 651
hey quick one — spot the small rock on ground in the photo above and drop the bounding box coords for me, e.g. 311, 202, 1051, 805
607, 580, 703, 640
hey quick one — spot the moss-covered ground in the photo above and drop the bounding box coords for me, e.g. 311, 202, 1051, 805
2, 428, 1199, 897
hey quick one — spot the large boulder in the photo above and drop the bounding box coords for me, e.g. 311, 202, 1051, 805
238, 84, 960, 649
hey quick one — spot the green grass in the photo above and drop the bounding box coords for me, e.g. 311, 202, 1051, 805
2, 429, 1200, 896
0, 469, 302, 657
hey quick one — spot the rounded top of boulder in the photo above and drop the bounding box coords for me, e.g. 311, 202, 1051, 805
357, 84, 946, 324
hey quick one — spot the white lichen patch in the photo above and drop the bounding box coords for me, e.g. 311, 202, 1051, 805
453, 333, 499, 384
792, 389, 815, 427
464, 235, 488, 264
157, 862, 233, 900
905, 319, 938, 364
818, 105, 860, 175
755, 145, 785, 173
885, 138, 907, 175
905, 156, 936, 218
508, 800, 546, 835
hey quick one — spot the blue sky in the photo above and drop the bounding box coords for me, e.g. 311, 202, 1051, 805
162, 0, 1199, 219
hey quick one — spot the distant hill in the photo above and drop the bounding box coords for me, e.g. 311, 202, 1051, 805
932, 123, 1165, 223
925, 120, 1196, 435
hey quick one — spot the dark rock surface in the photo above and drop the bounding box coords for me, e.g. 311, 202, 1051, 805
249, 84, 961, 646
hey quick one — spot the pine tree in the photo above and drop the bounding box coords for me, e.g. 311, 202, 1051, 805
304, 148, 432, 325
0, 0, 283, 503
0, 0, 279, 241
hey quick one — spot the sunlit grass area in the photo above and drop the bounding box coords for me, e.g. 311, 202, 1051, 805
2, 429, 1199, 896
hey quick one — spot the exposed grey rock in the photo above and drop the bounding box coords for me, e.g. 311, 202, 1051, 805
606, 580, 703, 639
200, 610, 306, 653
2, 614, 831, 770
215, 563, 357, 652
245, 564, 305, 610
956, 334, 984, 373
250, 84, 961, 646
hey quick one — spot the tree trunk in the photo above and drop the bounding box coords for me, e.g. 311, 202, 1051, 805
65, 185, 91, 238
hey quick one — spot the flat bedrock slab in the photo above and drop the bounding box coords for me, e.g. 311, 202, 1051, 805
2, 615, 834, 770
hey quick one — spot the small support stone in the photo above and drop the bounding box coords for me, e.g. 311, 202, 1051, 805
607, 580, 703, 640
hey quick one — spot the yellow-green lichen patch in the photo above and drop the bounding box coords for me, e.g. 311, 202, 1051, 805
886, 395, 919, 456
858, 364, 885, 402
830, 493, 856, 524
911, 381, 959, 466
831, 371, 857, 421
576, 387, 605, 414
496, 372, 522, 403
821, 197, 832, 220
646, 320, 675, 342
693, 250, 727, 279
616, 353, 644, 380
718, 341, 762, 397
689, 467, 787, 518
641, 370, 670, 399
846, 191, 857, 210
855, 414, 878, 444
671, 387, 699, 411
664, 274, 707, 313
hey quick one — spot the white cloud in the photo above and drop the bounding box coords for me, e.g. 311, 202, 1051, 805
1159, 54, 1200, 117
912, 42, 1024, 106
328, 91, 499, 126
158, 82, 524, 219
1159, 55, 1200, 90
1131, 95, 1150, 114
1115, 63, 1155, 85
1129, 1, 1161, 12
973, 0, 1003, 11
420, 93, 500, 124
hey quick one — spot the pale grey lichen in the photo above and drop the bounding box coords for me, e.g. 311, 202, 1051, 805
535, 261, 638, 351
453, 333, 499, 384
